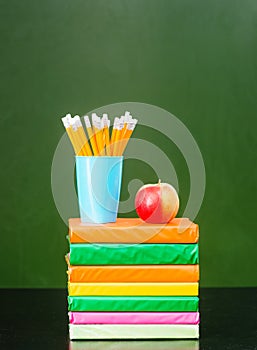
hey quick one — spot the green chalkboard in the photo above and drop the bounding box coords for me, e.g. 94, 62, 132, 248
0, 0, 257, 287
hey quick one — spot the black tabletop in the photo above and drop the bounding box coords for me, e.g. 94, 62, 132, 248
0, 288, 256, 350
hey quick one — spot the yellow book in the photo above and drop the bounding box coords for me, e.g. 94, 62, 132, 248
68, 282, 199, 296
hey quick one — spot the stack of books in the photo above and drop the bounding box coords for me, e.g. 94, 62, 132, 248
67, 218, 200, 340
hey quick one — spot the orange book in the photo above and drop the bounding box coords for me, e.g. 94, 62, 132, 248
69, 218, 199, 244
67, 263, 199, 283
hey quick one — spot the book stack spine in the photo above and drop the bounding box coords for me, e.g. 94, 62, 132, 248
67, 218, 200, 340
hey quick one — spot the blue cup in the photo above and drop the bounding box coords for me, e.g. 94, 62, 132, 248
75, 156, 123, 223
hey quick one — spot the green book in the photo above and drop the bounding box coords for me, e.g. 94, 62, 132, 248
69, 243, 198, 265
68, 296, 199, 312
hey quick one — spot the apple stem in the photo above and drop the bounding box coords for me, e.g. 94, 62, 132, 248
158, 179, 161, 185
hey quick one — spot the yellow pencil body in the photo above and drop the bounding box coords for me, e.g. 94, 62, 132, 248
88, 127, 99, 156
110, 117, 121, 156
118, 130, 132, 155
79, 127, 92, 156
66, 127, 79, 154
119, 119, 137, 155
84, 116, 99, 156
113, 127, 123, 156
110, 128, 117, 156
104, 126, 110, 155
63, 114, 136, 157
72, 116, 93, 156
112, 130, 119, 156
74, 129, 87, 155
95, 127, 105, 155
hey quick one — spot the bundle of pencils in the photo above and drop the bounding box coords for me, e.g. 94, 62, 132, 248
61, 112, 137, 156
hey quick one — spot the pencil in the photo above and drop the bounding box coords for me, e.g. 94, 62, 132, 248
119, 118, 138, 155
62, 114, 82, 155
73, 115, 92, 156
99, 118, 106, 155
102, 114, 111, 156
83, 115, 99, 156
110, 117, 119, 156
122, 111, 132, 137
70, 117, 87, 155
92, 113, 105, 155
61, 111, 137, 157
113, 117, 124, 156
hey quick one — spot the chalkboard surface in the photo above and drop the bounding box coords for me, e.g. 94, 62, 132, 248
0, 0, 256, 287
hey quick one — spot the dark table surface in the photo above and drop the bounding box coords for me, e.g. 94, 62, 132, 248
0, 288, 256, 350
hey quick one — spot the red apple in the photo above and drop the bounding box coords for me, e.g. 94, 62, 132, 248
135, 180, 179, 224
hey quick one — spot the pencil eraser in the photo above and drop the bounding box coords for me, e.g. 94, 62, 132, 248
83, 116, 91, 128
102, 114, 108, 126
113, 117, 119, 128
61, 115, 70, 128
73, 115, 82, 127
66, 113, 72, 121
